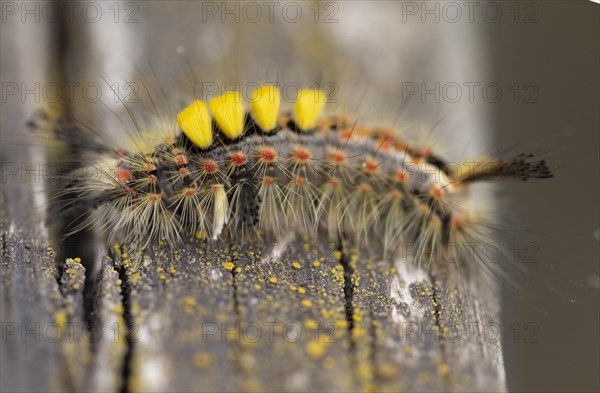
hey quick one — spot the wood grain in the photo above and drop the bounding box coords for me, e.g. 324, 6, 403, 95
1, 221, 506, 392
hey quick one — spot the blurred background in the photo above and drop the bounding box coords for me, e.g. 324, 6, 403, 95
495, 2, 599, 392
1, 1, 598, 391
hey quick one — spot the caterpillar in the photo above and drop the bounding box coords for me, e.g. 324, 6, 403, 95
34, 84, 552, 269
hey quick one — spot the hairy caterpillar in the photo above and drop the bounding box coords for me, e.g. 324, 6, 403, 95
33, 84, 552, 269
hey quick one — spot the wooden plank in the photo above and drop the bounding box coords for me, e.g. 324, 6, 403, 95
110, 240, 240, 392
109, 237, 355, 392
1, 232, 89, 392
349, 248, 506, 392
1, 217, 506, 392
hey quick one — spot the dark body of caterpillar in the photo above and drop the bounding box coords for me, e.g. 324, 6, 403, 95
65, 114, 551, 256
36, 86, 550, 266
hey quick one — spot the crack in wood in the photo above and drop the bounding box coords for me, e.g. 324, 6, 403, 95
429, 272, 454, 392
368, 306, 379, 387
114, 250, 135, 393
336, 239, 355, 335
336, 239, 363, 387
227, 254, 249, 391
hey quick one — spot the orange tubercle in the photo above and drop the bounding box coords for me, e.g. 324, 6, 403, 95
116, 168, 132, 185
261, 176, 275, 186
329, 150, 347, 165
291, 147, 312, 164
229, 151, 248, 166
363, 157, 380, 174
201, 160, 219, 174
257, 147, 278, 164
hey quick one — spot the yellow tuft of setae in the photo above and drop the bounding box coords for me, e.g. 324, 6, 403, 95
177, 100, 213, 148
250, 85, 280, 132
209, 92, 245, 140
293, 88, 326, 131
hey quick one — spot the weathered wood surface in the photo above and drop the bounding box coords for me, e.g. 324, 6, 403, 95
1, 215, 506, 392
